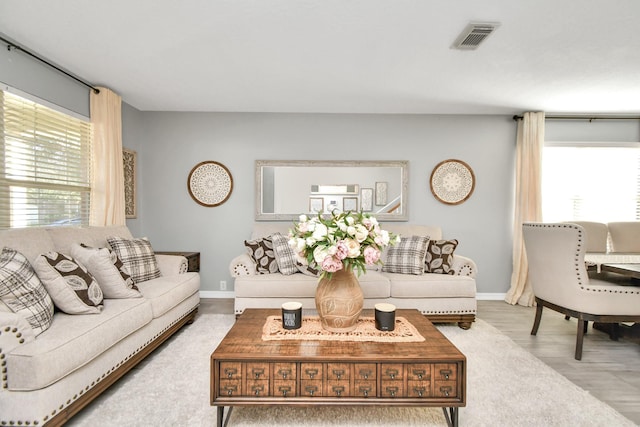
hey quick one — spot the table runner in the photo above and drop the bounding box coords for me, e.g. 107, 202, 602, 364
262, 315, 425, 342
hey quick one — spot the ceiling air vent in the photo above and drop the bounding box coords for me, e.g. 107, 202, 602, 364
452, 22, 500, 50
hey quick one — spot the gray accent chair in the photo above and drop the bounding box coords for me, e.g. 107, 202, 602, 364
522, 222, 640, 360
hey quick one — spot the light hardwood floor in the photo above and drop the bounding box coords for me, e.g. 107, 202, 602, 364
200, 298, 640, 424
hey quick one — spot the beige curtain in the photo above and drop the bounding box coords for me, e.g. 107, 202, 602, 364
90, 87, 125, 226
505, 112, 545, 306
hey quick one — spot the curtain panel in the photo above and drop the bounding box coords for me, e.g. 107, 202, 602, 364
505, 112, 545, 306
90, 87, 125, 226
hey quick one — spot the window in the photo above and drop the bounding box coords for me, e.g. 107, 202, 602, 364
542, 142, 640, 223
0, 89, 92, 229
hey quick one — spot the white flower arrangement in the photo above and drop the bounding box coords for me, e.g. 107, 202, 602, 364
288, 211, 399, 279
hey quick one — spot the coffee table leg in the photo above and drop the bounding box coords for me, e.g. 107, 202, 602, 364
442, 407, 458, 427
217, 406, 233, 427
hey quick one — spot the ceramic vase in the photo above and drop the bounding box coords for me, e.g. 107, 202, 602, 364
315, 268, 364, 332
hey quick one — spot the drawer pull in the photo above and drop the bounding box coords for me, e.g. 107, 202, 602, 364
440, 369, 452, 380
252, 368, 265, 379
386, 386, 398, 397
224, 368, 237, 378
305, 368, 318, 379
359, 369, 372, 379
278, 369, 291, 379
412, 369, 426, 379
305, 386, 317, 396
359, 386, 372, 397
440, 386, 452, 396
224, 385, 237, 396
386, 368, 398, 379
279, 386, 291, 397
332, 386, 345, 397
332, 369, 345, 379
414, 387, 426, 397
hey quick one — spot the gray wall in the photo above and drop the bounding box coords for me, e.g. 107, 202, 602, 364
123, 110, 517, 295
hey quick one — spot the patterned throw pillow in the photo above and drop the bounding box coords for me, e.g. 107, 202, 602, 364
382, 235, 429, 275
33, 252, 104, 314
106, 237, 161, 284
425, 239, 459, 275
244, 237, 278, 274
0, 247, 54, 335
270, 232, 298, 275
296, 261, 320, 277
71, 243, 142, 299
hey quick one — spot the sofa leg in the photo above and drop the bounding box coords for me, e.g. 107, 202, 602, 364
458, 321, 472, 330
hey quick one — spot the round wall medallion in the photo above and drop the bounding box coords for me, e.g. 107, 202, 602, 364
187, 161, 233, 207
430, 159, 475, 205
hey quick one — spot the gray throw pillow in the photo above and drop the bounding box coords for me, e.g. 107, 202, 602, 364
107, 237, 161, 283
0, 247, 54, 335
382, 235, 429, 275
271, 232, 298, 275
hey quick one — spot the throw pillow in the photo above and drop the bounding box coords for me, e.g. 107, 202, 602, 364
33, 252, 103, 314
0, 247, 54, 335
270, 232, 298, 275
382, 235, 429, 275
244, 237, 278, 274
425, 239, 459, 275
106, 237, 161, 283
71, 243, 142, 299
296, 261, 320, 277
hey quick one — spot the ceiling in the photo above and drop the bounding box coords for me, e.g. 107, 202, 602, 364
1, 0, 639, 115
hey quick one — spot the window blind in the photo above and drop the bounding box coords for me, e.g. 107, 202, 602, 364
0, 90, 92, 229
542, 143, 640, 223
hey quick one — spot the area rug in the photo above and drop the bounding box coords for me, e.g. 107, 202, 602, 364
68, 313, 635, 427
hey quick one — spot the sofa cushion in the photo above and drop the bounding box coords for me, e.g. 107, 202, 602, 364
424, 239, 459, 275
70, 243, 142, 299
234, 271, 390, 299
0, 228, 57, 265
382, 235, 429, 275
135, 272, 200, 318
271, 232, 298, 275
107, 236, 161, 283
384, 272, 476, 298
46, 225, 134, 255
6, 297, 153, 391
33, 252, 104, 314
244, 237, 278, 274
0, 247, 54, 336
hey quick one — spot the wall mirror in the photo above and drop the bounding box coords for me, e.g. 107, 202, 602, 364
256, 160, 409, 221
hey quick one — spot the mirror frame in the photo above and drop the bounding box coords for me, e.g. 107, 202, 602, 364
255, 160, 409, 221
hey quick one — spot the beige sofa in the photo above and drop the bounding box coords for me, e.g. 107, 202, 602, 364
0, 225, 200, 426
229, 223, 477, 329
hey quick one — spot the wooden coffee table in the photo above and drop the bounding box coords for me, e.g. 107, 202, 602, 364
210, 308, 466, 427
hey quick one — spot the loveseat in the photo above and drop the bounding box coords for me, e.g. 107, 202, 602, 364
229, 223, 477, 329
0, 225, 200, 426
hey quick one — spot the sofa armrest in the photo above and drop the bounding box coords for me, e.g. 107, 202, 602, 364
229, 254, 256, 277
155, 254, 188, 275
0, 312, 36, 389
451, 254, 478, 278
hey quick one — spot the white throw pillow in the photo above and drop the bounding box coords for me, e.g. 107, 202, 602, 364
33, 252, 103, 314
71, 243, 142, 299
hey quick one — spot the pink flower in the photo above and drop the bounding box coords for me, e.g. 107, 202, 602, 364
335, 241, 349, 260
322, 256, 343, 273
363, 246, 381, 265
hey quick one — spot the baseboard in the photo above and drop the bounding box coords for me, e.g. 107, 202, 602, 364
200, 291, 508, 300
200, 291, 235, 299
476, 293, 507, 300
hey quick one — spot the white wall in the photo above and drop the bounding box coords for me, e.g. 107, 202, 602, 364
123, 110, 517, 295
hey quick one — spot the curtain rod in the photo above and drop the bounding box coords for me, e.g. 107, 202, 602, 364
512, 114, 640, 121
0, 36, 100, 94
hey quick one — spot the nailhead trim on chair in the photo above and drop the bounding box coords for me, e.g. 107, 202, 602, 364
526, 222, 640, 295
